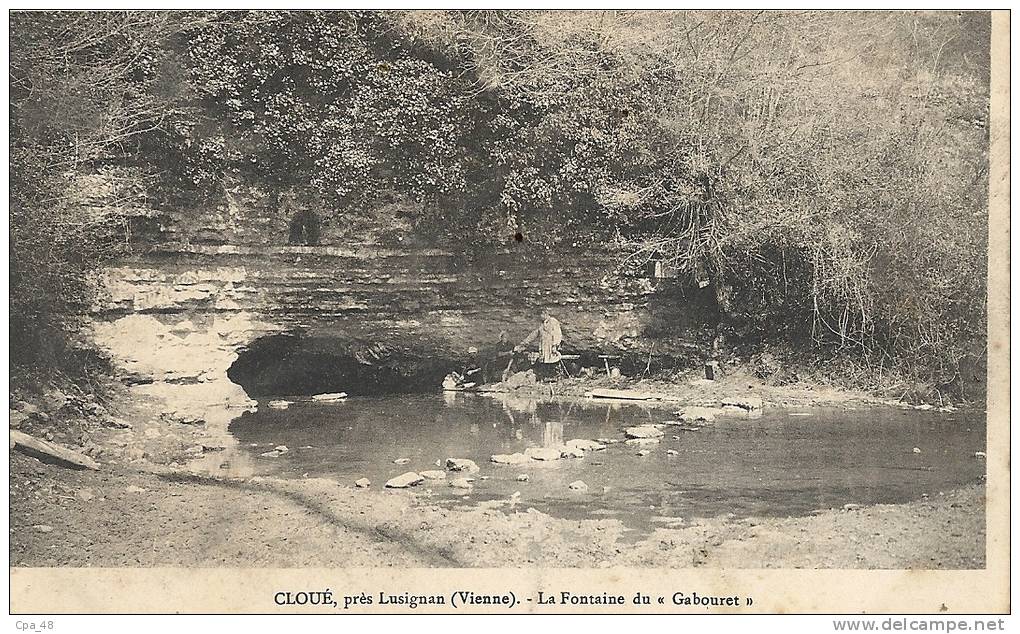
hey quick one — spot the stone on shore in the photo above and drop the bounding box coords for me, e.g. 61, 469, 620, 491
721, 396, 764, 411
159, 411, 205, 426
449, 477, 475, 489
636, 449, 651, 456
446, 458, 480, 473
393, 457, 411, 465
10, 430, 100, 471
419, 470, 446, 480
385, 472, 424, 488
9, 410, 29, 429
354, 477, 371, 488
568, 480, 589, 492
516, 474, 530, 482
105, 417, 133, 429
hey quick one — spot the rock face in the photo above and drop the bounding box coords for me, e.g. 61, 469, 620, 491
524, 447, 562, 461
491, 453, 530, 465
445, 458, 480, 473
94, 241, 716, 403
624, 425, 665, 439
385, 472, 424, 488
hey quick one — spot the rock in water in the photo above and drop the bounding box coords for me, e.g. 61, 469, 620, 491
259, 450, 283, 458
624, 425, 664, 439
524, 447, 562, 461
449, 477, 475, 489
568, 480, 589, 492
566, 439, 606, 451
385, 472, 424, 488
491, 453, 530, 465
446, 458, 480, 473
9, 430, 100, 471
267, 400, 291, 410
311, 392, 348, 402
354, 478, 371, 488
560, 447, 585, 459
504, 370, 537, 388
419, 470, 446, 480
625, 437, 660, 446
673, 407, 724, 422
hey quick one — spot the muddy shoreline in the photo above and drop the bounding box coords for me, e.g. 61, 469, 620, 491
9, 372, 986, 569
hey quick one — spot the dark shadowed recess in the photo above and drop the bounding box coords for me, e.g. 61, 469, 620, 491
227, 332, 703, 397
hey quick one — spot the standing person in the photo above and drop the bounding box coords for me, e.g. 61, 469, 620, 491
516, 310, 563, 379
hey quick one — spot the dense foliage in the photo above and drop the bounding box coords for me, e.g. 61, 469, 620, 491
10, 10, 990, 398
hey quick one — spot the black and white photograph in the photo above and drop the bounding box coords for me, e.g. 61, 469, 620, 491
7, 9, 1009, 616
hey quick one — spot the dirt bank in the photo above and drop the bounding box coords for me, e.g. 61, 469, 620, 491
468, 366, 952, 412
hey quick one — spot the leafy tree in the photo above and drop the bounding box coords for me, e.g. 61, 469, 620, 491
10, 11, 191, 372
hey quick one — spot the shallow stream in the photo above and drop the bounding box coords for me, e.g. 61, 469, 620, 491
226, 392, 985, 535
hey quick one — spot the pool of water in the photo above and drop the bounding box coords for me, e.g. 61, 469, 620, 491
225, 392, 985, 535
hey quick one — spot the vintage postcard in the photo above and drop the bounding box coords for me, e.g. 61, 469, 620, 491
7, 9, 1009, 616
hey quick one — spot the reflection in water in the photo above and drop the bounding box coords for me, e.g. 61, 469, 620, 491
543, 419, 564, 447
224, 392, 985, 534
